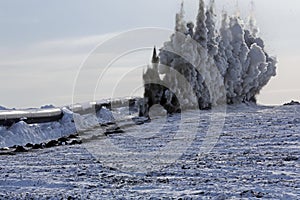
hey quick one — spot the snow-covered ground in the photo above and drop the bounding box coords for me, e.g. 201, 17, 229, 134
0, 103, 299, 199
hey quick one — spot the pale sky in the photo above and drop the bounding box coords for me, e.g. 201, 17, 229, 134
0, 0, 299, 108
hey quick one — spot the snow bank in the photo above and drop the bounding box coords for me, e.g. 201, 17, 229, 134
0, 105, 116, 148
0, 108, 75, 148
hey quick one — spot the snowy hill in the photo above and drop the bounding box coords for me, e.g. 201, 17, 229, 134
0, 103, 299, 199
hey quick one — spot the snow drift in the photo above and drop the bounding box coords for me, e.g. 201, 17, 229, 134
0, 106, 115, 148
141, 0, 276, 115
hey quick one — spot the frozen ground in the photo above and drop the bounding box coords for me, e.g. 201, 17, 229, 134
0, 104, 299, 199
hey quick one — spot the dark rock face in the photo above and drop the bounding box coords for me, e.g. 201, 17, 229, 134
140, 83, 181, 117
139, 48, 211, 117
58, 137, 68, 143
129, 99, 139, 115
0, 133, 86, 156
25, 143, 34, 148
45, 140, 58, 148
69, 140, 82, 145
14, 146, 27, 152
104, 126, 125, 136
68, 134, 79, 139
240, 190, 264, 198
32, 143, 44, 149
284, 100, 300, 106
